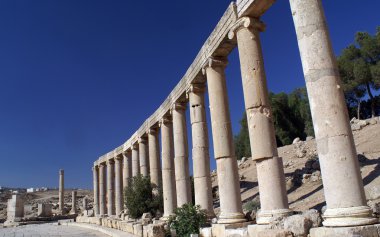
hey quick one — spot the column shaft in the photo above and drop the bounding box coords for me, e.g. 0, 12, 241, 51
148, 128, 162, 188
188, 84, 214, 217
93, 166, 99, 216
161, 117, 177, 219
123, 151, 132, 189
172, 103, 192, 207
115, 157, 123, 216
107, 160, 115, 216
132, 145, 140, 177
290, 0, 377, 227
205, 58, 245, 224
231, 17, 290, 224
99, 163, 106, 216
59, 169, 64, 213
139, 138, 149, 177
70, 191, 77, 214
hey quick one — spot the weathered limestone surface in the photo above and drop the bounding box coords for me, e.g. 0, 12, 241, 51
99, 163, 106, 216
204, 57, 245, 224
6, 194, 24, 222
172, 102, 192, 207
70, 191, 77, 214
131, 144, 140, 177
38, 203, 52, 217
160, 116, 177, 219
123, 151, 132, 189
310, 224, 380, 237
188, 83, 214, 217
93, 166, 99, 216
138, 137, 149, 177
114, 155, 123, 216
148, 128, 162, 188
59, 169, 64, 213
290, 0, 377, 227
107, 159, 115, 216
230, 16, 291, 224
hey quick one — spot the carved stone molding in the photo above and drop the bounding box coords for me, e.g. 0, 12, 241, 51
228, 17, 266, 40
202, 57, 228, 75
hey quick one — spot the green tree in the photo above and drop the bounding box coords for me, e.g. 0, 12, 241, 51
234, 112, 251, 159
338, 27, 380, 118
234, 87, 314, 155
124, 175, 163, 218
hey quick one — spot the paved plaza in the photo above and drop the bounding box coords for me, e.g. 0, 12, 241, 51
0, 223, 107, 237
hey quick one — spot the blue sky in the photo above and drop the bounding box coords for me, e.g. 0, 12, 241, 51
0, 1, 379, 189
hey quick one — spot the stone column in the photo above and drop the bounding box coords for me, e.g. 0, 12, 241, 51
229, 17, 291, 224
58, 169, 64, 214
132, 144, 140, 177
139, 137, 149, 177
290, 0, 377, 227
160, 116, 177, 220
187, 84, 215, 217
172, 102, 192, 207
93, 166, 99, 216
99, 163, 106, 216
115, 155, 123, 216
70, 191, 77, 214
123, 150, 132, 189
107, 159, 115, 216
204, 57, 246, 224
148, 128, 162, 189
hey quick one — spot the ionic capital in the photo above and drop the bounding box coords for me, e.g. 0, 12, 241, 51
138, 136, 148, 144
172, 102, 187, 112
115, 154, 123, 161
228, 17, 266, 40
159, 116, 172, 127
131, 143, 138, 150
147, 127, 158, 135
186, 83, 206, 95
202, 57, 228, 75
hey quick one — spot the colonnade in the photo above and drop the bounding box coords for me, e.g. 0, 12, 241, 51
92, 0, 377, 228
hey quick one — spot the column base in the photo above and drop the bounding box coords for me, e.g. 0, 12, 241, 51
217, 212, 246, 224
310, 224, 380, 237
323, 206, 378, 227
256, 209, 293, 225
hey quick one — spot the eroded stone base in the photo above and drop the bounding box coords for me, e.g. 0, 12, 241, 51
310, 224, 380, 237
76, 216, 166, 237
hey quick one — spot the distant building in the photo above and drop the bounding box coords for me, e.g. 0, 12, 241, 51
27, 188, 35, 193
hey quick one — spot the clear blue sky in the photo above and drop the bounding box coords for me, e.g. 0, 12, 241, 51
0, 1, 379, 189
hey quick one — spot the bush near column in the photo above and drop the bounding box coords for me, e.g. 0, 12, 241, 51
124, 174, 163, 219
168, 203, 207, 237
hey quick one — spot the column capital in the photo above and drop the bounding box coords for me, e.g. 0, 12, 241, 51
115, 154, 123, 162
138, 136, 148, 144
147, 127, 158, 135
99, 162, 106, 168
159, 116, 172, 127
59, 169, 64, 175
171, 102, 187, 112
106, 159, 114, 165
131, 143, 138, 150
186, 83, 206, 101
228, 17, 266, 40
202, 57, 228, 75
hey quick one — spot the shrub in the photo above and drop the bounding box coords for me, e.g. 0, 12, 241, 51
243, 198, 260, 212
124, 175, 163, 219
168, 204, 207, 237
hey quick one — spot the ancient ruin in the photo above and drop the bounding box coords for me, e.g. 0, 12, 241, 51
85, 0, 380, 236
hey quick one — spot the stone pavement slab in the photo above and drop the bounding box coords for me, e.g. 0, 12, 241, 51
0, 223, 107, 237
